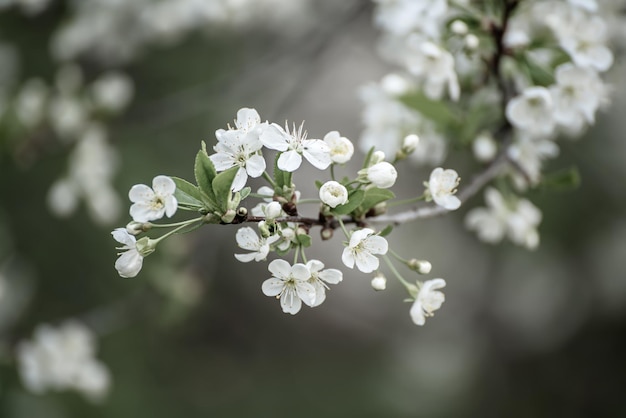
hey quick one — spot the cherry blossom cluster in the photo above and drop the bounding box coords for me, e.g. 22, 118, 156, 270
113, 107, 459, 325
362, 0, 617, 249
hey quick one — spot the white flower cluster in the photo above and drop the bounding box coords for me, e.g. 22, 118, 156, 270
16, 321, 111, 402
113, 107, 449, 326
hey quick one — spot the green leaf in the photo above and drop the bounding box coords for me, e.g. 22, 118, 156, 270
296, 234, 312, 248
521, 53, 555, 86
273, 154, 287, 191
540, 167, 581, 191
362, 146, 376, 169
360, 188, 395, 211
212, 165, 239, 211
194, 141, 217, 203
332, 189, 365, 215
400, 92, 458, 128
171, 177, 204, 207
379, 224, 393, 237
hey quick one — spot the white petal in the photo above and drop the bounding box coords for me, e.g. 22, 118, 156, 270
268, 259, 292, 280
130, 202, 163, 223
152, 175, 175, 195
363, 235, 388, 255
115, 250, 143, 278
280, 288, 302, 314
354, 251, 379, 273
234, 252, 258, 263
277, 150, 302, 172
259, 123, 289, 151
235, 227, 260, 251
231, 167, 248, 192
341, 248, 355, 269
164, 195, 178, 217
209, 152, 236, 171
349, 228, 373, 248
306, 259, 324, 274
318, 268, 343, 284
111, 228, 136, 247
245, 154, 266, 178
261, 278, 284, 297
291, 263, 311, 281
128, 184, 154, 203
296, 281, 317, 307
302, 140, 331, 170
410, 300, 426, 325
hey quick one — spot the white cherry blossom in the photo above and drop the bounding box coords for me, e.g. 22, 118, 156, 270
128, 175, 177, 222
505, 86, 555, 138
342, 228, 389, 273
16, 321, 111, 402
305, 259, 343, 307
405, 39, 460, 101
428, 167, 461, 210
260, 122, 331, 172
261, 259, 315, 314
210, 129, 266, 192
319, 181, 348, 208
323, 131, 354, 164
111, 228, 144, 278
410, 278, 446, 326
371, 273, 387, 291
234, 226, 280, 262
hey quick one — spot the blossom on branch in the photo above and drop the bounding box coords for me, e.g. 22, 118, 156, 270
342, 228, 388, 273
261, 259, 316, 315
410, 278, 446, 326
128, 175, 177, 223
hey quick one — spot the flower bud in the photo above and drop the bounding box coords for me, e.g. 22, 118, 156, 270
320, 227, 334, 241
366, 162, 398, 189
371, 150, 386, 165
371, 273, 387, 291
408, 259, 432, 275
319, 181, 348, 208
221, 209, 236, 224
472, 132, 497, 162
126, 221, 149, 235
451, 20, 468, 35
402, 134, 419, 154
236, 207, 248, 217
264, 201, 282, 220
465, 34, 480, 50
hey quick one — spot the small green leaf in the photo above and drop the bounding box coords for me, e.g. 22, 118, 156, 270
360, 188, 395, 211
315, 180, 323, 189
212, 165, 239, 211
362, 146, 376, 169
194, 142, 217, 202
379, 224, 393, 237
400, 92, 458, 128
273, 154, 287, 190
540, 167, 581, 191
332, 189, 365, 215
171, 177, 204, 207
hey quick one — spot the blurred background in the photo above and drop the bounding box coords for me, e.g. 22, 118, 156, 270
1, 0, 625, 417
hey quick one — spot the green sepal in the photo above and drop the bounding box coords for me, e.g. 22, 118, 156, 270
360, 187, 395, 211
212, 165, 239, 212
239, 187, 251, 201
332, 189, 365, 215
296, 234, 312, 248
315, 180, 323, 189
379, 224, 393, 237
194, 141, 217, 204
171, 177, 204, 209
540, 167, 581, 191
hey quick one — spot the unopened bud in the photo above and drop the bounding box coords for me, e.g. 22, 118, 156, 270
264, 201, 282, 220
320, 227, 334, 241
236, 207, 248, 217
408, 259, 432, 275
221, 209, 236, 224
371, 273, 387, 291
451, 19, 468, 35
465, 34, 480, 50
371, 150, 386, 165
126, 221, 150, 235
402, 134, 419, 154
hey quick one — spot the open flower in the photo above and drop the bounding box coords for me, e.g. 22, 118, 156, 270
342, 228, 389, 273
233, 226, 280, 262
128, 175, 177, 222
259, 122, 331, 172
323, 131, 354, 164
261, 259, 316, 314
210, 129, 266, 192
410, 278, 446, 326
428, 167, 461, 210
319, 181, 348, 208
505, 86, 555, 139
305, 260, 343, 307
111, 228, 146, 278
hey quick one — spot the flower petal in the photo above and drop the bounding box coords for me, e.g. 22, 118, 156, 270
261, 278, 284, 297
235, 227, 260, 251
318, 268, 343, 284
341, 248, 355, 269
234, 253, 258, 263
302, 140, 331, 170
363, 235, 388, 255
152, 175, 176, 195
277, 150, 302, 172
291, 263, 311, 281
245, 154, 266, 178
231, 167, 248, 192
260, 123, 289, 151
268, 259, 292, 280
280, 288, 302, 314
128, 184, 154, 203
130, 202, 163, 223
111, 228, 135, 247
296, 281, 317, 307
115, 250, 143, 278
354, 251, 379, 273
